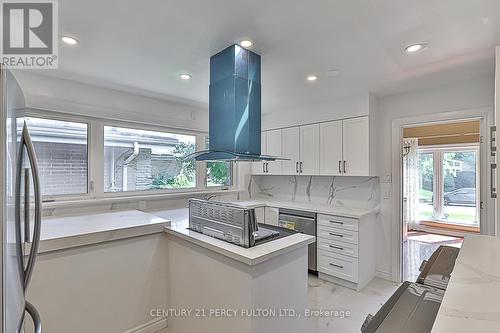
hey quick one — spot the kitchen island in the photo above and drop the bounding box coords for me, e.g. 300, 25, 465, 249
152, 208, 315, 333
431, 234, 500, 332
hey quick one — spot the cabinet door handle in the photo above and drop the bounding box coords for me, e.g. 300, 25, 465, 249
491, 126, 496, 157
338, 160, 342, 174
300, 161, 303, 173
263, 162, 265, 173
329, 220, 344, 225
296, 161, 299, 173
329, 232, 343, 238
329, 263, 344, 269
343, 161, 347, 174
329, 245, 344, 250
491, 163, 497, 198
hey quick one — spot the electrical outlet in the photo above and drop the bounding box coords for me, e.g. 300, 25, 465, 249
139, 201, 147, 210
382, 174, 392, 183
383, 191, 391, 199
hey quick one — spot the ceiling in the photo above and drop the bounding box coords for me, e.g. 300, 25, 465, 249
42, 0, 500, 113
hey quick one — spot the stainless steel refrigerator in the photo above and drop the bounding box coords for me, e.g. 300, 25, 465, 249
1, 65, 42, 333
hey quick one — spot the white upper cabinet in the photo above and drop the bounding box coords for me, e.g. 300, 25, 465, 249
252, 131, 267, 174
281, 127, 300, 174
252, 116, 370, 176
266, 129, 282, 174
299, 124, 320, 174
342, 117, 369, 176
320, 120, 343, 175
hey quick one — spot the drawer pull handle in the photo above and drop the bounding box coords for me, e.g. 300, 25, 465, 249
329, 245, 344, 250
329, 232, 343, 237
329, 263, 344, 269
329, 220, 344, 224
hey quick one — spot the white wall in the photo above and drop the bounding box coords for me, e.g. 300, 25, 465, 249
262, 93, 370, 130
26, 234, 168, 333
12, 71, 208, 132
374, 75, 495, 279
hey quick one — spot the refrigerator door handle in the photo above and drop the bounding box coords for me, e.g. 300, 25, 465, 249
25, 301, 42, 333
19, 122, 42, 290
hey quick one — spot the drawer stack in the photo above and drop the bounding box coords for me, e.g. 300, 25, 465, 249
317, 212, 377, 291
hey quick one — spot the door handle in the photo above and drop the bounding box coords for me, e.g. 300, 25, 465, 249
491, 126, 496, 157
343, 161, 347, 174
296, 162, 299, 173
262, 162, 265, 173
329, 232, 344, 238
338, 161, 342, 174
329, 263, 344, 269
24, 168, 30, 242
300, 161, 303, 173
266, 162, 269, 173
17, 122, 42, 290
491, 163, 497, 198
329, 245, 344, 251
25, 301, 42, 333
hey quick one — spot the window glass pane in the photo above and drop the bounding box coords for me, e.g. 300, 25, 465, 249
442, 150, 478, 226
18, 117, 88, 196
104, 126, 196, 192
207, 161, 232, 187
418, 152, 434, 220
205, 137, 232, 187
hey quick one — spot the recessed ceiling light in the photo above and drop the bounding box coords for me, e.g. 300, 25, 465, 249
405, 43, 427, 54
179, 73, 192, 80
61, 36, 78, 45
306, 75, 318, 82
239, 40, 252, 48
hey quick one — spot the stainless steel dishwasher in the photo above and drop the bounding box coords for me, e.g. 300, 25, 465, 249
278, 208, 317, 273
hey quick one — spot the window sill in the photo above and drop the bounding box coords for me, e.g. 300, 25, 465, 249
42, 188, 241, 210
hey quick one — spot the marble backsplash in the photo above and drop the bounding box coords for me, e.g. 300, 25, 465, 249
247, 175, 380, 209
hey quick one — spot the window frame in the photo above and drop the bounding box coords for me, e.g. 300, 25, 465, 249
418, 143, 480, 226
19, 109, 93, 202
20, 109, 237, 202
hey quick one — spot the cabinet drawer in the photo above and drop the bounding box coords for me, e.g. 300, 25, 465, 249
317, 237, 358, 258
318, 224, 358, 245
318, 250, 358, 283
318, 214, 359, 231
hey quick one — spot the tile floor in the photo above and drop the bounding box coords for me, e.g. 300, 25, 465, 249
307, 275, 399, 333
403, 231, 463, 281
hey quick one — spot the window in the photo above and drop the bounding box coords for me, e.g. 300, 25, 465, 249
18, 117, 88, 197
104, 126, 196, 192
205, 137, 233, 187
417, 146, 479, 227
206, 161, 232, 187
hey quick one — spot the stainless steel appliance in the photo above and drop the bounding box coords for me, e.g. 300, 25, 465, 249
1, 65, 43, 333
361, 246, 460, 332
417, 245, 460, 290
361, 282, 444, 333
189, 199, 279, 248
278, 208, 317, 272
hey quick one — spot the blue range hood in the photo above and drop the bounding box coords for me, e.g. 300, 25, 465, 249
190, 44, 280, 161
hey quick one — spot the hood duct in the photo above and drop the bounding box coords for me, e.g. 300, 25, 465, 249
190, 44, 280, 161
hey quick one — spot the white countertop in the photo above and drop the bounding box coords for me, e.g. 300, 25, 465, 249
432, 234, 500, 332
151, 208, 315, 266
36, 210, 169, 253
222, 199, 379, 218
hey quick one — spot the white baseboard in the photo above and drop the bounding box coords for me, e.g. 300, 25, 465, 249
375, 269, 393, 282
123, 318, 167, 333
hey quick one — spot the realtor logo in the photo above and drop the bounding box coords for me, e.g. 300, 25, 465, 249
1, 0, 58, 68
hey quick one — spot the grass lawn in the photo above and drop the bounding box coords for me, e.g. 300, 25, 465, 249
419, 189, 433, 202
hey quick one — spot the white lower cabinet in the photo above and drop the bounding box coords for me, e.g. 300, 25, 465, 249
264, 207, 279, 226
255, 207, 265, 224
317, 212, 377, 291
